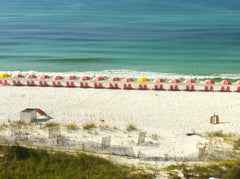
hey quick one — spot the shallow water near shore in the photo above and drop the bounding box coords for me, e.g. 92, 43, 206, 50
0, 0, 240, 78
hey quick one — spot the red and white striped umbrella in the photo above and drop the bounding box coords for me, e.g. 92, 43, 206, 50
26, 74, 37, 79
235, 80, 240, 85
122, 78, 134, 82
93, 76, 105, 81
52, 76, 64, 80
39, 75, 50, 79
153, 78, 165, 83
13, 74, 25, 78
204, 80, 215, 84
79, 76, 91, 81
108, 77, 120, 81
169, 79, 181, 83
220, 80, 232, 85
65, 76, 77, 80
184, 79, 196, 84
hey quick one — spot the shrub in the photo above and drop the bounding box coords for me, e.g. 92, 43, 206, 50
127, 124, 137, 131
65, 123, 78, 131
83, 122, 96, 130
44, 122, 59, 128
99, 124, 109, 130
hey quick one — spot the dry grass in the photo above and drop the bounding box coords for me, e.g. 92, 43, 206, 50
99, 124, 110, 130
127, 124, 137, 131
83, 122, 96, 130
44, 122, 59, 128
65, 123, 78, 131
0, 124, 4, 130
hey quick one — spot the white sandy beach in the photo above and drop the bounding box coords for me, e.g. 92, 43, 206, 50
0, 85, 240, 161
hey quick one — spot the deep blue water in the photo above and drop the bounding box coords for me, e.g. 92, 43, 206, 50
0, 0, 240, 79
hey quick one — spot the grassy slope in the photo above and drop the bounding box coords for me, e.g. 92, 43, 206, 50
0, 145, 153, 179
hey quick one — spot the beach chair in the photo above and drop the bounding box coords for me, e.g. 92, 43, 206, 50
17, 81, 22, 86
71, 81, 75, 87
210, 86, 213, 91
66, 81, 71, 87
80, 82, 84, 88
226, 86, 230, 92
237, 87, 240, 92
109, 83, 113, 88
175, 85, 178, 90
39, 81, 43, 86
85, 82, 89, 88
186, 85, 190, 91
221, 86, 225, 92
191, 85, 194, 91
99, 83, 103, 88
123, 84, 127, 89
205, 86, 208, 91
170, 85, 174, 90
159, 84, 163, 90
27, 81, 31, 86
128, 84, 132, 89
53, 81, 57, 87
94, 82, 98, 88
154, 84, 158, 90
0, 80, 2, 84
115, 83, 119, 89
4, 80, 8, 85
144, 84, 147, 89
31, 81, 35, 86
44, 81, 49, 86
13, 80, 18, 86
139, 84, 143, 90
57, 81, 62, 87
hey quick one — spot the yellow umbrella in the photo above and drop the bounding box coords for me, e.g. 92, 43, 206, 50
0, 74, 11, 78
137, 77, 150, 82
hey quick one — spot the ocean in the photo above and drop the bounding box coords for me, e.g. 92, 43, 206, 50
0, 0, 240, 81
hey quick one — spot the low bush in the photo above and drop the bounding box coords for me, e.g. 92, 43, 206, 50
83, 122, 96, 130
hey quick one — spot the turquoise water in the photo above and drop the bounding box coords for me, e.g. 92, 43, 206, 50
0, 0, 240, 80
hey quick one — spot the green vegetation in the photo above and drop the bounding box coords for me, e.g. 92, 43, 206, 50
163, 160, 240, 179
0, 145, 153, 178
65, 123, 78, 131
83, 122, 96, 130
127, 124, 137, 131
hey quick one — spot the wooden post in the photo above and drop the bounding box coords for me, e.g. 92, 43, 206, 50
216, 116, 219, 124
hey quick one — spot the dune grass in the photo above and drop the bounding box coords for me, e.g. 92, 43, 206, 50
65, 123, 78, 131
83, 122, 96, 130
163, 160, 240, 179
127, 124, 137, 131
0, 145, 153, 179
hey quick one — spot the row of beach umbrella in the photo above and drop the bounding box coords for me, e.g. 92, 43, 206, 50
0, 73, 240, 85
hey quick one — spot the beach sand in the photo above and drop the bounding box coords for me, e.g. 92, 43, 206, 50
0, 85, 240, 163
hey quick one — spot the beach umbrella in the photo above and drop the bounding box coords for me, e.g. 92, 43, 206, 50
13, 74, 25, 78
39, 75, 50, 79
65, 75, 77, 80
108, 77, 120, 82
26, 74, 37, 79
153, 78, 166, 83
122, 78, 134, 82
204, 80, 215, 85
184, 79, 196, 84
169, 79, 181, 83
93, 76, 105, 81
52, 76, 63, 80
137, 78, 150, 82
0, 74, 11, 78
235, 80, 240, 85
80, 76, 91, 81
220, 80, 232, 85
